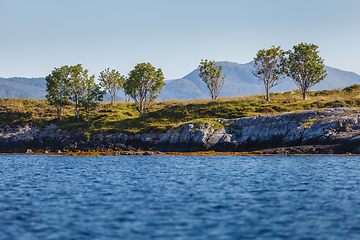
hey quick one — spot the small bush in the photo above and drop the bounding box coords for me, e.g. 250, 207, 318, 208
311, 101, 325, 108
343, 84, 360, 93
258, 107, 275, 113
324, 100, 345, 108
312, 90, 336, 96
282, 98, 297, 104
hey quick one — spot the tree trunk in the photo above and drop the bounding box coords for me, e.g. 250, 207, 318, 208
75, 105, 80, 120
87, 110, 90, 126
56, 105, 61, 120
303, 91, 307, 100
125, 93, 130, 102
266, 85, 270, 102
111, 94, 115, 105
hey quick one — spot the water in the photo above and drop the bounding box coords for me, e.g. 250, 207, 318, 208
1, 155, 360, 240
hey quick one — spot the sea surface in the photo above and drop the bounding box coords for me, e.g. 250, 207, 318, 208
1, 154, 360, 239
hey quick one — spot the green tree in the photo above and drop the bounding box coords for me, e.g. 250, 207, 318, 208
124, 62, 166, 117
99, 68, 126, 105
286, 43, 327, 100
253, 45, 287, 102
45, 65, 70, 120
198, 59, 226, 100
68, 64, 87, 120
79, 74, 105, 125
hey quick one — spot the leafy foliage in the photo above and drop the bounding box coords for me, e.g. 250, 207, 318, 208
198, 59, 226, 100
99, 68, 126, 105
253, 46, 287, 102
286, 43, 327, 100
45, 64, 104, 122
45, 66, 70, 120
68, 64, 85, 119
79, 73, 105, 125
124, 63, 166, 117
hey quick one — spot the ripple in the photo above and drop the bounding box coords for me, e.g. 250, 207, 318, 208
1, 155, 360, 239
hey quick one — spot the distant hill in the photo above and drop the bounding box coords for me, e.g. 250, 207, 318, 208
2, 61, 360, 101
0, 77, 123, 102
158, 61, 360, 101
0, 77, 47, 99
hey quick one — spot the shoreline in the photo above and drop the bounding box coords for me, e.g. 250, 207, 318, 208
1, 148, 356, 156
3, 108, 360, 155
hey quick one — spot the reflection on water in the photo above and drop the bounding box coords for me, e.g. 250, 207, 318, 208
1, 154, 360, 239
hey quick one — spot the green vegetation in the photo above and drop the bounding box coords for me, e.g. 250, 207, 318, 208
304, 116, 324, 129
198, 59, 226, 100
46, 64, 105, 122
99, 68, 126, 105
286, 43, 327, 100
124, 62, 166, 117
45, 66, 70, 120
252, 43, 326, 102
2, 85, 360, 134
253, 45, 287, 102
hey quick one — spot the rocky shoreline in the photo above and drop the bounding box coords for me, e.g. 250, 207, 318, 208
2, 107, 360, 155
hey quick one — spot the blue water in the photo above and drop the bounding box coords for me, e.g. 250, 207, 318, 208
1, 155, 360, 240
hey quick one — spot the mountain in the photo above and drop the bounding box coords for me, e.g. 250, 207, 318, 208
0, 77, 47, 99
0, 77, 123, 102
157, 61, 360, 101
1, 61, 360, 101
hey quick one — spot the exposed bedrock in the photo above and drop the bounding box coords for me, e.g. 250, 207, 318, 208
0, 124, 163, 152
155, 108, 360, 154
2, 108, 360, 154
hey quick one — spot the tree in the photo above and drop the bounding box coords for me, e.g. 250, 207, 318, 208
45, 65, 70, 120
198, 59, 226, 100
286, 43, 327, 100
68, 64, 87, 120
79, 74, 105, 125
124, 62, 166, 117
253, 46, 287, 102
99, 68, 126, 105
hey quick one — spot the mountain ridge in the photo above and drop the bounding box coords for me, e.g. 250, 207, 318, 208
1, 61, 360, 100
158, 61, 360, 100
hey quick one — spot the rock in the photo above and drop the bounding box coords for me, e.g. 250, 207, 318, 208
26, 149, 33, 154
155, 107, 360, 153
4, 107, 360, 154
144, 151, 155, 156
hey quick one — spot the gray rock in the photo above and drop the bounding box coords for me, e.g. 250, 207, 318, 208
26, 149, 33, 154
155, 108, 360, 153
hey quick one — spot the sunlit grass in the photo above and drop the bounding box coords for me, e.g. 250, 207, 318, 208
1, 84, 360, 134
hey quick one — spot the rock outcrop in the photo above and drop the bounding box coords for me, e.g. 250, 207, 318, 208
2, 107, 360, 154
155, 108, 360, 154
0, 123, 163, 152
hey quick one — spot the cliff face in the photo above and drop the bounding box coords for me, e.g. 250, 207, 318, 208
0, 124, 163, 152
155, 108, 360, 154
2, 107, 360, 154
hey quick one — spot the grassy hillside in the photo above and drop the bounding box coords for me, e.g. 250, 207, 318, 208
1, 85, 360, 134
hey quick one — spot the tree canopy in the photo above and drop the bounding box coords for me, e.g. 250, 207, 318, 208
253, 46, 287, 102
198, 59, 225, 100
45, 65, 70, 120
124, 63, 165, 116
79, 73, 104, 125
99, 68, 126, 105
286, 43, 327, 100
45, 64, 104, 122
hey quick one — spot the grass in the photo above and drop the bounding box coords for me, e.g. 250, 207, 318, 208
1, 85, 360, 134
304, 116, 324, 129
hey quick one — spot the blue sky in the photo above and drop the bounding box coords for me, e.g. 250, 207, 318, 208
1, 0, 359, 80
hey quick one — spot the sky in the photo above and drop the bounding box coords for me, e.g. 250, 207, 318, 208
1, 0, 360, 80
